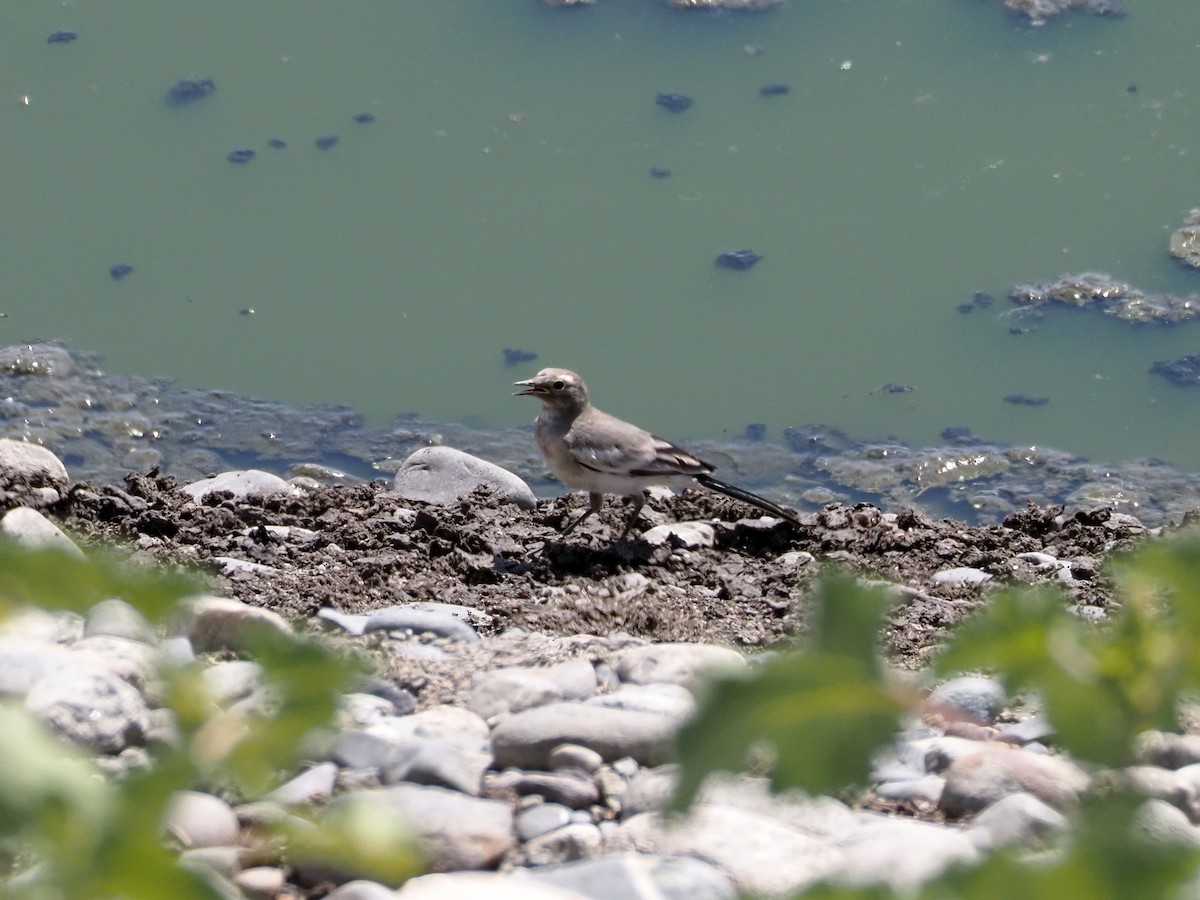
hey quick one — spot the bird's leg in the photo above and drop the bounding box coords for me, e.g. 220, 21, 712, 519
560, 492, 605, 537
615, 492, 648, 542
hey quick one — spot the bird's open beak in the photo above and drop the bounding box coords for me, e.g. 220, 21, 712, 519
513, 379, 541, 397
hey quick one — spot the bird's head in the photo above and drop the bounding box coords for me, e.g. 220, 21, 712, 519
513, 368, 590, 410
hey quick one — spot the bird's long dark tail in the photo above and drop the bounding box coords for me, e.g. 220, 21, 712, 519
694, 473, 800, 524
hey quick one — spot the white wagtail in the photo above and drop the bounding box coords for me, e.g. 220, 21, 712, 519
514, 367, 799, 541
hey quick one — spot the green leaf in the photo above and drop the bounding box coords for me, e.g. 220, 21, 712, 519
0, 544, 198, 623
670, 577, 904, 810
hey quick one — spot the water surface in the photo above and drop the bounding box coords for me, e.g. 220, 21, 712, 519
3, 0, 1198, 467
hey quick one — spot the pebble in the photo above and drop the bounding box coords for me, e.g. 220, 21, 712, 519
491, 702, 678, 769
924, 675, 1007, 725
340, 784, 514, 871
392, 446, 537, 510
181, 469, 301, 502
175, 595, 293, 652
397, 871, 587, 899
85, 598, 153, 642
517, 803, 574, 841
0, 507, 84, 556
0, 438, 70, 507
931, 566, 993, 586
165, 791, 241, 849
25, 664, 151, 753
939, 745, 1089, 816
640, 521, 715, 549
968, 791, 1066, 851
615, 642, 745, 686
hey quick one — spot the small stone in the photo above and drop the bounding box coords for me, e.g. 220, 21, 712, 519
165, 790, 240, 849
615, 642, 744, 686
393, 446, 536, 510
234, 867, 287, 899
931, 566, 993, 586
25, 665, 151, 753
360, 603, 482, 643
181, 469, 299, 502
0, 439, 70, 507
641, 521, 715, 549
176, 595, 293, 652
0, 507, 84, 557
968, 791, 1066, 851
939, 746, 1088, 816
548, 744, 604, 774
332, 784, 514, 872
84, 598, 152, 642
925, 676, 1007, 726
516, 803, 573, 841
267, 762, 339, 805
491, 702, 677, 769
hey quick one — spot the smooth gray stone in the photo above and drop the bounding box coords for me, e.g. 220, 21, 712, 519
1133, 798, 1200, 849
522, 822, 602, 866
393, 446, 536, 509
925, 676, 1007, 725
491, 702, 677, 769
0, 507, 84, 556
622, 767, 678, 817
490, 769, 599, 809
332, 784, 514, 872
517, 803, 574, 841
548, 744, 604, 774
0, 438, 69, 507
587, 683, 696, 721
1137, 731, 1200, 769
165, 790, 241, 849
614, 643, 744, 686
931, 567, 993, 586
641, 521, 716, 549
73, 635, 158, 690
331, 730, 485, 795
361, 603, 480, 643
382, 737, 486, 794
327, 881, 402, 900
85, 598, 153, 642
939, 746, 1088, 816
201, 660, 264, 705
181, 469, 299, 502
267, 762, 339, 805
873, 774, 945, 805
649, 855, 737, 900
25, 664, 151, 753
317, 607, 371, 635
968, 791, 1067, 851
331, 729, 398, 771
0, 641, 80, 697
825, 815, 980, 890
999, 715, 1054, 745
176, 595, 293, 652
159, 636, 196, 666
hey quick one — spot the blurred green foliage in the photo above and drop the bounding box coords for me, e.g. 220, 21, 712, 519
673, 536, 1200, 898
0, 545, 421, 897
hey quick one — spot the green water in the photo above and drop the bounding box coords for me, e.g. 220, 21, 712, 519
3, 1, 1198, 467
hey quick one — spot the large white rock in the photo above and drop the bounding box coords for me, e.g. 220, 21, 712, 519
0, 439, 69, 507
181, 469, 300, 502
0, 507, 84, 557
392, 446, 536, 509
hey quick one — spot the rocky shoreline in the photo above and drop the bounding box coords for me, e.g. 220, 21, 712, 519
5, 342, 1200, 531
6, 421, 1200, 896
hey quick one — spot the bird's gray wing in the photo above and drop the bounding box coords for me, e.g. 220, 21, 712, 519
566, 411, 712, 477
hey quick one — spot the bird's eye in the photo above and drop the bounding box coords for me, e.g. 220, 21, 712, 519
552, 380, 565, 391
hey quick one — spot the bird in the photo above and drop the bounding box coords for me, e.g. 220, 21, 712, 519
514, 367, 799, 541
